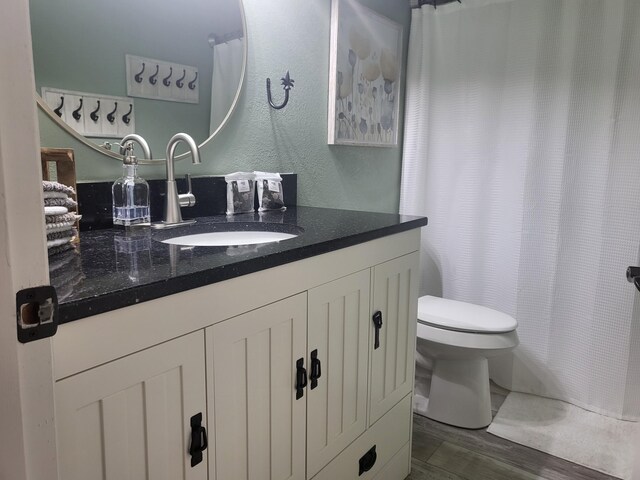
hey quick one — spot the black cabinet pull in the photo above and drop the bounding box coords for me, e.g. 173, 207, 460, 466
627, 266, 640, 292
310, 349, 322, 389
295, 358, 307, 400
189, 412, 208, 467
372, 311, 383, 349
359, 445, 377, 475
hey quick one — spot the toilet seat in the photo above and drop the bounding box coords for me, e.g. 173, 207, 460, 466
417, 321, 518, 352
418, 296, 517, 334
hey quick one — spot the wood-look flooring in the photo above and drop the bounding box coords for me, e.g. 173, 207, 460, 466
407, 414, 621, 480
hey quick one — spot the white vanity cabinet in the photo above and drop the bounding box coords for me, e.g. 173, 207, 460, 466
52, 229, 422, 480
306, 269, 371, 478
206, 293, 308, 480
207, 256, 418, 480
369, 253, 419, 426
55, 331, 208, 480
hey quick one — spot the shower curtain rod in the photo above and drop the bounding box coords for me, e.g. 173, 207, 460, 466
208, 29, 244, 48
413, 0, 461, 9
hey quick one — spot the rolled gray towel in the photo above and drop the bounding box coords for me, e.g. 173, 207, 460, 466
44, 197, 77, 209
45, 213, 77, 224
47, 243, 75, 257
43, 181, 75, 196
47, 228, 77, 242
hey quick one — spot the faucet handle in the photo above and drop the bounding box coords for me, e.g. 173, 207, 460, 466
178, 174, 196, 208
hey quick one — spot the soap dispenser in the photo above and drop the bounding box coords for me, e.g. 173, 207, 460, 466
112, 134, 152, 227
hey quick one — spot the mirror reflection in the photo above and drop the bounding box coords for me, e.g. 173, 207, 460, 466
30, 0, 245, 160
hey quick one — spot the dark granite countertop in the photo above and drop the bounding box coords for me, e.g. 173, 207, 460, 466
50, 206, 427, 324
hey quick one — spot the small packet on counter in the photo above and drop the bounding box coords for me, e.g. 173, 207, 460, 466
225, 172, 256, 215
255, 171, 286, 212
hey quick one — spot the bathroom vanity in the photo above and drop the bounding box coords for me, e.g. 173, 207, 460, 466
50, 206, 426, 480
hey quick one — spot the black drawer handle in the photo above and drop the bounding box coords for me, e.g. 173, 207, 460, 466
189, 412, 208, 467
372, 311, 383, 349
296, 358, 307, 399
359, 445, 377, 475
310, 349, 322, 389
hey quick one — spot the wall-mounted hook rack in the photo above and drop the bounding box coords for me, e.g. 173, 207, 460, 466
163, 67, 173, 87
176, 69, 186, 89
90, 100, 101, 122
125, 55, 199, 104
42, 87, 135, 137
122, 104, 133, 125
72, 98, 83, 121
107, 102, 118, 124
149, 64, 159, 85
53, 96, 64, 117
266, 71, 295, 110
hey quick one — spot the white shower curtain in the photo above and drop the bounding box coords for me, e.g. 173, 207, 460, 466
209, 37, 244, 135
401, 0, 640, 420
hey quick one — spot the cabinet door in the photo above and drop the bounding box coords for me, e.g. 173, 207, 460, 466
207, 293, 307, 480
55, 331, 207, 480
369, 252, 419, 426
307, 270, 371, 478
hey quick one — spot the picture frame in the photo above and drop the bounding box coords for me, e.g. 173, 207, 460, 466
327, 0, 403, 147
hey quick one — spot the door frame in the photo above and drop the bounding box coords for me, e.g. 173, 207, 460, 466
0, 0, 59, 478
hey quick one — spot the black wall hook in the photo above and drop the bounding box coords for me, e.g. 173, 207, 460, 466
163, 67, 173, 87
134, 62, 146, 83
188, 72, 198, 90
54, 96, 64, 117
122, 104, 133, 125
107, 102, 118, 124
149, 64, 159, 85
266, 71, 294, 110
72, 98, 83, 121
176, 69, 187, 89
90, 100, 101, 122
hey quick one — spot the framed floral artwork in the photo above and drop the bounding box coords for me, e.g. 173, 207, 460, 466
327, 0, 403, 146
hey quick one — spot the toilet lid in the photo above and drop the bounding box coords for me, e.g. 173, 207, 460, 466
417, 296, 517, 333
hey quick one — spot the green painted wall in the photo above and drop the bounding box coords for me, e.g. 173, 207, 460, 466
37, 0, 410, 214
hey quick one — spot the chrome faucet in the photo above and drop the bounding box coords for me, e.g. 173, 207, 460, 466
152, 133, 201, 229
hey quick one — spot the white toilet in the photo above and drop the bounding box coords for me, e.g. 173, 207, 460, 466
415, 295, 518, 429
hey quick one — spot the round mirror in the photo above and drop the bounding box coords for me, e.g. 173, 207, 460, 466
30, 0, 247, 164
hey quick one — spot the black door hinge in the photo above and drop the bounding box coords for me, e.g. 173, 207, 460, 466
16, 285, 58, 343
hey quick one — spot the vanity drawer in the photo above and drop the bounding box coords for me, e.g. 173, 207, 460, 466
311, 394, 412, 480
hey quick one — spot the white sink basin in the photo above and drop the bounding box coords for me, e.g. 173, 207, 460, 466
161, 231, 298, 247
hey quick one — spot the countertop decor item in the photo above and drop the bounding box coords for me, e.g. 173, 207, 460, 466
111, 134, 152, 227
327, 0, 403, 146
41, 148, 80, 244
